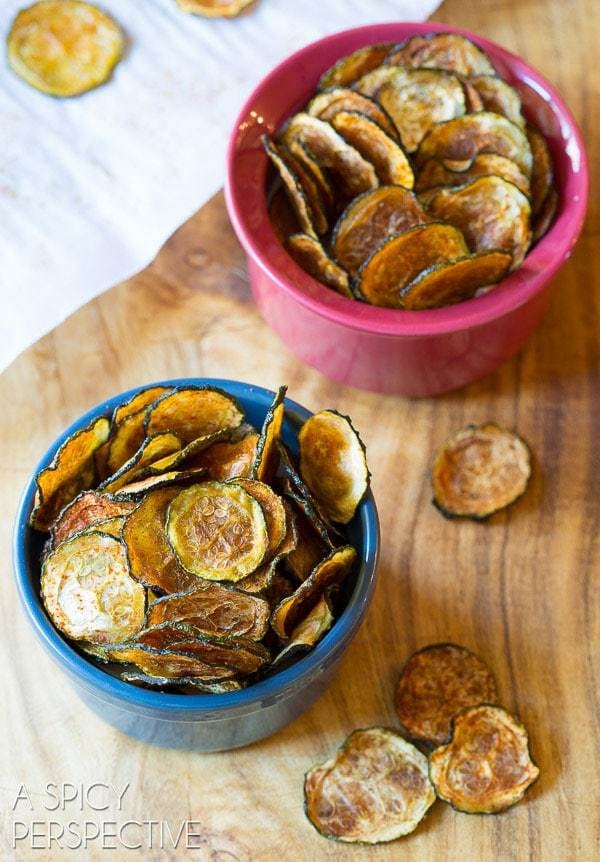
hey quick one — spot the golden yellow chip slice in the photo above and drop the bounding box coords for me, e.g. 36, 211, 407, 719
386, 33, 495, 76
329, 111, 414, 188
145, 386, 244, 443
317, 43, 393, 90
8, 1, 124, 97
400, 251, 512, 310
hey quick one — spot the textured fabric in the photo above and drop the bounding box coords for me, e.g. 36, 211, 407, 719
0, 0, 441, 369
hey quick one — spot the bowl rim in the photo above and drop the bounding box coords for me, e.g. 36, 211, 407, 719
13, 378, 379, 715
225, 21, 589, 337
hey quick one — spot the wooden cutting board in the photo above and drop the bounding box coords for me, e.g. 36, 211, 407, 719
1, 0, 598, 859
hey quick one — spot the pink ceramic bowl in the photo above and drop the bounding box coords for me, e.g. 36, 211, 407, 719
225, 22, 588, 397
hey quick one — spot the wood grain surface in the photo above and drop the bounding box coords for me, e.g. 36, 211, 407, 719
1, 0, 598, 859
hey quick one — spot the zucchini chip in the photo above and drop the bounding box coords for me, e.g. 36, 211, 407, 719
432, 423, 531, 519
99, 643, 235, 681
105, 411, 148, 476
234, 556, 279, 594
299, 410, 369, 525
277, 442, 340, 546
280, 114, 379, 203
527, 126, 555, 219
286, 234, 352, 298
415, 154, 530, 197
7, 0, 124, 97
304, 728, 436, 843
113, 386, 173, 425
189, 427, 259, 481
395, 643, 498, 746
386, 33, 495, 77
81, 515, 126, 539
175, 0, 256, 17
146, 584, 270, 641
469, 75, 525, 128
166, 482, 268, 582
354, 223, 469, 308
318, 43, 393, 90
121, 673, 242, 693
353, 65, 402, 100
330, 111, 414, 188
308, 87, 398, 140
284, 504, 327, 583
271, 596, 333, 669
429, 705, 539, 813
286, 140, 336, 214
461, 78, 484, 113
231, 478, 287, 560
138, 429, 230, 476
122, 486, 198, 593
145, 386, 244, 443
376, 68, 466, 153
111, 468, 207, 499
99, 433, 182, 494
271, 545, 356, 639
532, 187, 558, 243
52, 490, 136, 546
331, 186, 431, 276
269, 187, 300, 242
426, 176, 532, 269
264, 137, 320, 238
30, 416, 110, 531
41, 531, 145, 644
416, 112, 533, 176
400, 251, 512, 310
250, 386, 287, 484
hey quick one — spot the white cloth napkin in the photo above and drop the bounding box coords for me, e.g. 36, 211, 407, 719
0, 0, 441, 371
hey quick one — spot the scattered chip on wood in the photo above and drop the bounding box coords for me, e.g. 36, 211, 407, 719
264, 137, 320, 238
52, 490, 136, 546
304, 727, 436, 843
250, 386, 287, 484
7, 0, 125, 97
318, 43, 393, 90
286, 233, 352, 297
429, 705, 539, 813
395, 643, 499, 746
175, 0, 256, 17
415, 153, 530, 197
308, 87, 398, 140
354, 223, 469, 308
145, 386, 244, 443
330, 111, 414, 188
432, 423, 531, 519
400, 251, 512, 310
469, 75, 525, 128
386, 33, 495, 76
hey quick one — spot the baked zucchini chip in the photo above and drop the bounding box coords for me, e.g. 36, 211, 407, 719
416, 112, 533, 177
145, 386, 244, 443
376, 68, 466, 153
284, 503, 327, 583
175, 0, 256, 17
527, 126, 555, 219
386, 33, 495, 76
121, 673, 242, 693
271, 545, 356, 639
250, 386, 287, 483
330, 111, 414, 188
138, 429, 230, 476
331, 186, 431, 275
7, 0, 124, 97
189, 428, 259, 481
52, 490, 136, 546
30, 415, 110, 531
299, 410, 369, 524
113, 386, 173, 425
318, 43, 393, 90
231, 479, 287, 560
304, 727, 436, 843
432, 423, 531, 519
286, 140, 336, 213
353, 65, 402, 99
99, 433, 182, 494
41, 531, 145, 644
354, 223, 469, 308
400, 251, 511, 310
269, 187, 300, 241
271, 596, 333, 668
426, 176, 532, 269
280, 114, 379, 202
99, 643, 235, 681
111, 468, 207, 498
308, 87, 398, 140
395, 643, 498, 746
429, 705, 539, 813
146, 584, 270, 641
82, 515, 126, 539
166, 482, 268, 581
277, 442, 340, 546
286, 233, 352, 298
532, 187, 558, 243
469, 75, 525, 128
105, 411, 149, 476
461, 78, 484, 113
264, 137, 320, 238
415, 154, 530, 197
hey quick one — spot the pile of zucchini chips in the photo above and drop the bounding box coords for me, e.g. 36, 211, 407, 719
31, 385, 370, 692
305, 644, 539, 844
266, 33, 556, 309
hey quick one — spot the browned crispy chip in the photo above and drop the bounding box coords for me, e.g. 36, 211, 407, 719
145, 386, 244, 443
113, 386, 173, 425
105, 411, 148, 476
52, 490, 136, 546
286, 233, 352, 297
429, 705, 539, 813
527, 126, 555, 219
400, 251, 512, 310
386, 33, 495, 76
264, 137, 320, 238
232, 478, 287, 559
395, 643, 498, 746
99, 433, 182, 494
532, 187, 558, 242
250, 386, 287, 484
284, 503, 327, 583
416, 154, 530, 197
426, 176, 532, 268
95, 642, 236, 681
470, 75, 525, 128
271, 596, 333, 668
354, 223, 469, 308
432, 423, 531, 519
353, 64, 402, 99
175, 0, 256, 17
111, 468, 207, 499
331, 186, 431, 275
120, 673, 242, 693
330, 111, 414, 188
188, 427, 259, 481
286, 140, 336, 213
304, 728, 436, 843
318, 43, 393, 90
461, 78, 484, 112
308, 87, 398, 140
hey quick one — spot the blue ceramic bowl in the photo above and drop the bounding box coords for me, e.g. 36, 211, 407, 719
13, 379, 379, 752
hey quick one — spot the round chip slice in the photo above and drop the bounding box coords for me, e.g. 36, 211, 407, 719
432, 423, 531, 519
353, 64, 402, 99
299, 410, 369, 524
145, 386, 244, 443
429, 705, 540, 813
399, 251, 512, 310
386, 33, 495, 76
331, 186, 431, 275
112, 386, 174, 426
330, 111, 414, 188
52, 490, 136, 546
175, 0, 256, 16
469, 75, 525, 128
415, 154, 530, 197
354, 223, 469, 308
41, 531, 145, 644
304, 728, 436, 843
308, 87, 398, 140
250, 386, 287, 484
286, 234, 351, 298
426, 176, 532, 269
231, 479, 287, 559
7, 1, 124, 97
166, 482, 268, 582
395, 643, 499, 746
318, 43, 393, 90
